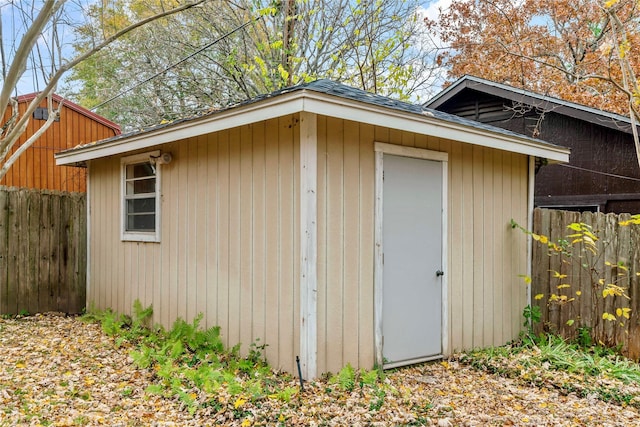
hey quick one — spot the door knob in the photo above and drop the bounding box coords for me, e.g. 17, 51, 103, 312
436, 270, 444, 277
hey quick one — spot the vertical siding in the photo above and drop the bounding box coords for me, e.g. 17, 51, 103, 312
317, 118, 379, 374
316, 120, 529, 374
1, 100, 118, 192
88, 116, 300, 372
89, 113, 529, 375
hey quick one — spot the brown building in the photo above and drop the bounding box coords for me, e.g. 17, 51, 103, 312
426, 75, 640, 214
2, 93, 120, 192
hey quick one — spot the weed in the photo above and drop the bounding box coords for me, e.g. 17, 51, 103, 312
330, 363, 355, 391
273, 386, 297, 402
87, 302, 296, 413
369, 388, 386, 411
248, 338, 268, 364
522, 304, 541, 334
73, 416, 89, 426
576, 326, 592, 348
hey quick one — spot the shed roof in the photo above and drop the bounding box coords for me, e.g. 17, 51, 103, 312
425, 75, 635, 134
56, 79, 569, 165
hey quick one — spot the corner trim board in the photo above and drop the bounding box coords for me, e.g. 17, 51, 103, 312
299, 112, 318, 379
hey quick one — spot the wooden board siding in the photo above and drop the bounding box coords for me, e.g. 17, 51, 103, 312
1, 98, 118, 192
316, 119, 529, 374
87, 116, 300, 372
88, 113, 530, 375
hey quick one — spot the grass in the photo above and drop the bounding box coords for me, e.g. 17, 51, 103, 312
458, 332, 640, 408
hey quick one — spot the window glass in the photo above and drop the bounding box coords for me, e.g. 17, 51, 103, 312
123, 159, 157, 235
126, 178, 155, 195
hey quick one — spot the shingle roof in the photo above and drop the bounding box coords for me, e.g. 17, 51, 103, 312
58, 79, 565, 157
298, 80, 560, 146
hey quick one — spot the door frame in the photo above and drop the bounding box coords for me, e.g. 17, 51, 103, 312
373, 142, 449, 369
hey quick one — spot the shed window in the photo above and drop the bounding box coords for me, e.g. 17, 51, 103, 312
121, 151, 160, 242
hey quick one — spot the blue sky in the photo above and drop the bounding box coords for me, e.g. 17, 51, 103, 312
1, 0, 87, 96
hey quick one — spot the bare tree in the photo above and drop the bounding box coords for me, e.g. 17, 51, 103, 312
0, 0, 206, 180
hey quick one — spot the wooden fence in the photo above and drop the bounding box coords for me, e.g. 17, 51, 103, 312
0, 187, 86, 315
532, 208, 640, 359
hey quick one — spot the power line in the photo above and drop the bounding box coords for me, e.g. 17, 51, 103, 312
557, 163, 640, 183
90, 15, 261, 111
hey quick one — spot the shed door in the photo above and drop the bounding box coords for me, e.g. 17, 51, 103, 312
382, 154, 443, 366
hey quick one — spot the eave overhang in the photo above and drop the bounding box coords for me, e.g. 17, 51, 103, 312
56, 89, 569, 166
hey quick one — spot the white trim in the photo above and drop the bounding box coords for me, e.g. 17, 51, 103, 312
56, 90, 569, 165
526, 156, 535, 311
383, 354, 443, 370
374, 150, 384, 368
120, 150, 161, 243
374, 144, 449, 368
299, 112, 318, 379
374, 142, 448, 161
86, 162, 91, 309
441, 154, 449, 356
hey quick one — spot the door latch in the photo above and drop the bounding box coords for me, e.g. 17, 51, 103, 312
436, 270, 444, 277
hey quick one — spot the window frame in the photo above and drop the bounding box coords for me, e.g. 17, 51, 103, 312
121, 150, 161, 242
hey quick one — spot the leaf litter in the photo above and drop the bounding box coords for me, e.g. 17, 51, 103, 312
1, 314, 639, 426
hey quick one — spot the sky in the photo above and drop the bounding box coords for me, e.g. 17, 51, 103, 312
421, 0, 454, 23
0, 0, 88, 96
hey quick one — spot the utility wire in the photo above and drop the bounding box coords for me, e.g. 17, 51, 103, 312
90, 15, 261, 111
557, 163, 640, 183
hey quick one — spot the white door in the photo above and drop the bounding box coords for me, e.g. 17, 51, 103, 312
382, 154, 444, 367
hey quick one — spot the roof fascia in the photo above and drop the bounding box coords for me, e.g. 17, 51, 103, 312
301, 91, 569, 162
57, 89, 569, 166
56, 94, 306, 165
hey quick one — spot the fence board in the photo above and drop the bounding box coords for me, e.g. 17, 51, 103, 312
6, 190, 18, 314
628, 223, 640, 359
39, 193, 52, 311
532, 208, 640, 359
0, 190, 7, 314
0, 186, 86, 315
27, 190, 41, 314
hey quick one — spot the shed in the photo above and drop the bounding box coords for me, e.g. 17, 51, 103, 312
56, 80, 569, 377
3, 93, 120, 192
425, 75, 640, 213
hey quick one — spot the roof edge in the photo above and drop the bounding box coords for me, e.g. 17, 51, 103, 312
425, 75, 636, 134
16, 92, 121, 134
56, 87, 568, 166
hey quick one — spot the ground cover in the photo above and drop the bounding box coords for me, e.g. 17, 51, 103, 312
1, 312, 639, 426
